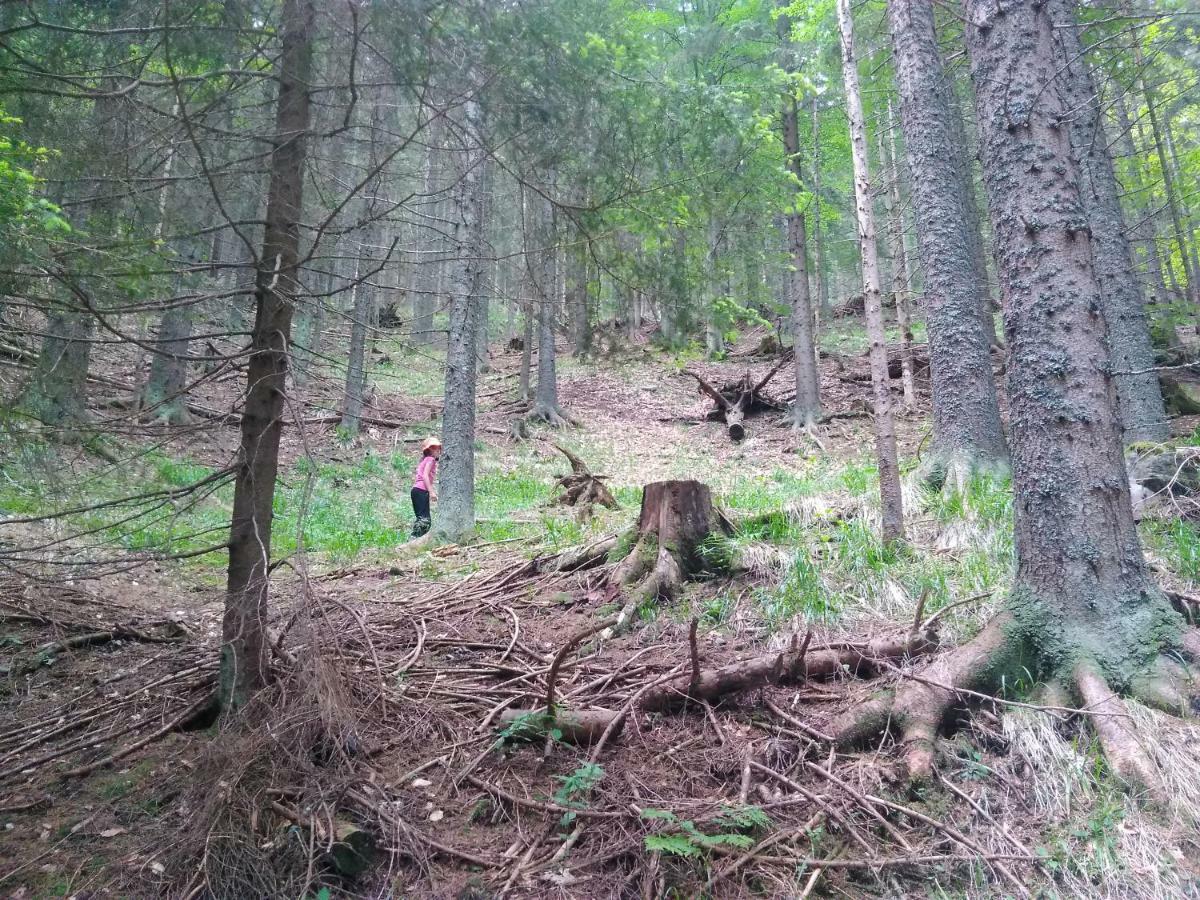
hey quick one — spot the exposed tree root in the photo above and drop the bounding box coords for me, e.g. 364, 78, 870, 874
641, 630, 937, 712
1074, 661, 1163, 796
830, 610, 1200, 794
525, 401, 579, 429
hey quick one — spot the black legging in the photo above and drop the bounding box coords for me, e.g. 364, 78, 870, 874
411, 487, 431, 536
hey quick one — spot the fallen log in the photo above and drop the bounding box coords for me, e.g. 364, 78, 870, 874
639, 630, 938, 712
683, 363, 788, 442
497, 708, 623, 746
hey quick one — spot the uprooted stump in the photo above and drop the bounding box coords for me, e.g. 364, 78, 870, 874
608, 480, 730, 628
552, 443, 617, 520
684, 363, 787, 441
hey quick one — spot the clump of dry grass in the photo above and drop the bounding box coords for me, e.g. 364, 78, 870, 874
1003, 703, 1200, 899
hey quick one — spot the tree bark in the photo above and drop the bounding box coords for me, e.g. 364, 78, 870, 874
411, 114, 443, 345
220, 0, 314, 711
433, 103, 487, 543
886, 0, 1008, 479
778, 8, 822, 430
878, 103, 916, 410
140, 302, 193, 425
837, 0, 905, 543
965, 0, 1176, 683
1135, 45, 1200, 307
1049, 0, 1168, 443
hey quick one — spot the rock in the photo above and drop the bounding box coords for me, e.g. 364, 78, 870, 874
1160, 373, 1200, 416
1127, 448, 1200, 519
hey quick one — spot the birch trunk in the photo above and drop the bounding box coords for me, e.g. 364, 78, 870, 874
837, 0, 904, 542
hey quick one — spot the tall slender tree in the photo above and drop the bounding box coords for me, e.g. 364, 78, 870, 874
1049, 0, 1167, 443
221, 0, 316, 710
778, 6, 821, 430
837, 0, 904, 543
434, 99, 488, 543
886, 0, 1007, 481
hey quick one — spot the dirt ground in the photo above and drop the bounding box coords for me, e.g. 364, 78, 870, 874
2, 328, 1199, 898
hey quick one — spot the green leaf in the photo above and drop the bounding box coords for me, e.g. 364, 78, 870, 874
644, 833, 703, 857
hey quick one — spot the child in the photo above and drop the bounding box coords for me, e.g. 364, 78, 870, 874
410, 436, 441, 538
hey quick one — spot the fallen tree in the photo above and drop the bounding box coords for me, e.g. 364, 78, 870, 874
684, 363, 787, 441
640, 628, 938, 712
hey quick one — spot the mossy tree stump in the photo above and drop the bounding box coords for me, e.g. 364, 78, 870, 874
609, 480, 727, 627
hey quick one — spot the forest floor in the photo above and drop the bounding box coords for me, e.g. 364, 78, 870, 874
3, 320, 1200, 898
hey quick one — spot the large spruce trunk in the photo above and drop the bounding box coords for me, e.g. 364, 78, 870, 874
433, 104, 487, 543
1048, 0, 1167, 443
887, 0, 1007, 476
220, 0, 314, 711
965, 0, 1176, 688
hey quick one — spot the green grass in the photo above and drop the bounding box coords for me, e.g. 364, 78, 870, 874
1141, 518, 1200, 583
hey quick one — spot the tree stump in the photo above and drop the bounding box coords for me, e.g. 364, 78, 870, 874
608, 480, 728, 628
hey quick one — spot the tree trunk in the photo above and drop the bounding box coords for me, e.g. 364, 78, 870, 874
341, 255, 371, 435
878, 103, 916, 410
140, 302, 193, 425
1113, 91, 1171, 306
411, 115, 443, 345
22, 309, 93, 432
220, 0, 314, 711
433, 105, 487, 543
1049, 0, 1168, 443
530, 180, 572, 426
963, 0, 1178, 783
778, 13, 822, 430
811, 97, 830, 317
837, 0, 904, 543
887, 0, 1007, 480
569, 242, 590, 359
1136, 45, 1200, 307
944, 64, 999, 348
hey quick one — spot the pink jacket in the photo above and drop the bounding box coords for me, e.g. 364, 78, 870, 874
414, 455, 437, 492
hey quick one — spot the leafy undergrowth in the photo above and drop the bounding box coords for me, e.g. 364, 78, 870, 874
3, 343, 1200, 898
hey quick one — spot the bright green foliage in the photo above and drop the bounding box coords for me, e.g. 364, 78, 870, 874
640, 805, 770, 858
